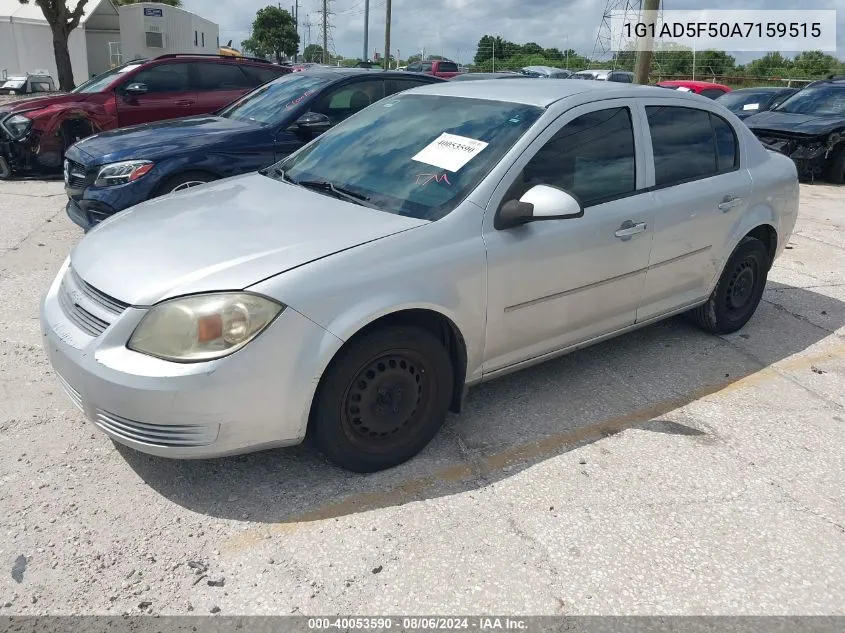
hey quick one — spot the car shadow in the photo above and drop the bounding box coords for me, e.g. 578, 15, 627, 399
118, 281, 844, 525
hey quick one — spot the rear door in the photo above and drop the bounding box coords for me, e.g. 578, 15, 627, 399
115, 62, 197, 127
193, 61, 255, 114
636, 102, 753, 321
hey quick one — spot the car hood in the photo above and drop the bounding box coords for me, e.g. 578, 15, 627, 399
744, 110, 845, 136
70, 173, 429, 306
70, 116, 261, 165
0, 92, 91, 117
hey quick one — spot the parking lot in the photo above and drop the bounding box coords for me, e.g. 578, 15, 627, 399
0, 178, 843, 615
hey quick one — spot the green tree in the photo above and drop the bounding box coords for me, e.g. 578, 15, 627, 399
302, 44, 324, 62
745, 52, 793, 77
694, 50, 736, 77
791, 50, 839, 77
241, 6, 299, 64
522, 42, 543, 56
17, 0, 94, 90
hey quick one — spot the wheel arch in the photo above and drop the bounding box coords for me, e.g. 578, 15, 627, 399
306, 306, 470, 438
152, 167, 223, 197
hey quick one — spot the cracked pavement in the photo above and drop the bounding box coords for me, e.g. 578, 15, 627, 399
0, 179, 843, 615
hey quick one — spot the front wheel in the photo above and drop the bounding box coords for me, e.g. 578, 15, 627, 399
689, 236, 770, 334
311, 326, 454, 473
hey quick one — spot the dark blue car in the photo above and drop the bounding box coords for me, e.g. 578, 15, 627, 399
63, 68, 443, 230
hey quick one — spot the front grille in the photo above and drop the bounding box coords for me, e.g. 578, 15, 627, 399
55, 373, 84, 412
94, 409, 219, 447
64, 158, 89, 189
57, 267, 128, 337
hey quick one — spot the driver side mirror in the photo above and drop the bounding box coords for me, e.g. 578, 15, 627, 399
495, 184, 583, 230
124, 82, 148, 95
289, 111, 332, 137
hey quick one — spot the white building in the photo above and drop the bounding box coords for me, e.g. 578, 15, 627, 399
118, 2, 219, 62
0, 0, 120, 86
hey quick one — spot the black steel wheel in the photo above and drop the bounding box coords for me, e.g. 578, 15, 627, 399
689, 236, 770, 334
312, 326, 454, 472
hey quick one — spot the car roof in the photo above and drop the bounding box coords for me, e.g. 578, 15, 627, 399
406, 78, 707, 107
301, 67, 438, 79
729, 86, 793, 93
658, 80, 728, 89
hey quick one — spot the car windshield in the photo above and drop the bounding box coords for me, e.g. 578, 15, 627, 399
773, 86, 845, 115
270, 94, 543, 221
71, 63, 145, 94
716, 90, 776, 112
218, 73, 334, 126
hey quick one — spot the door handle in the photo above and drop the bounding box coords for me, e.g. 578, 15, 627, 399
175, 99, 195, 106
718, 195, 743, 211
615, 220, 648, 240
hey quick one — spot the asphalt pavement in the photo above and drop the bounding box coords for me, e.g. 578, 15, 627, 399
0, 178, 843, 615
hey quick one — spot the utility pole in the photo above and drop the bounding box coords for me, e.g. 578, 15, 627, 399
633, 0, 660, 84
383, 0, 391, 70
363, 0, 369, 62
322, 0, 328, 64
291, 0, 299, 61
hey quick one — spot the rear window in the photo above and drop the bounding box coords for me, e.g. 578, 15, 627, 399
438, 62, 458, 72
242, 65, 286, 86
195, 62, 252, 90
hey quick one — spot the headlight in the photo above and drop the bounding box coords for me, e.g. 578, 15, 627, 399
128, 293, 283, 362
94, 160, 154, 187
3, 114, 32, 139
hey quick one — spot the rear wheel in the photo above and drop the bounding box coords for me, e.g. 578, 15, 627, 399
311, 326, 454, 472
689, 237, 770, 334
159, 171, 216, 195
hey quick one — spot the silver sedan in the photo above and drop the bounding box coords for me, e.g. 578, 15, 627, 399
41, 79, 799, 472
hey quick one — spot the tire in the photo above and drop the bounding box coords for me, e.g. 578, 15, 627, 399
311, 326, 454, 473
826, 145, 845, 185
158, 171, 215, 195
689, 236, 770, 334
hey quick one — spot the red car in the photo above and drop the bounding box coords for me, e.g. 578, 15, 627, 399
0, 54, 290, 179
656, 80, 732, 99
404, 60, 463, 79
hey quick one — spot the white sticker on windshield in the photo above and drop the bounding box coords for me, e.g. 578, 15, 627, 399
118, 64, 143, 74
412, 133, 489, 172
742, 103, 760, 110
676, 86, 692, 92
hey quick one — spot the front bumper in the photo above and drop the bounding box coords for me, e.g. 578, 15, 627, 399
66, 198, 115, 231
40, 259, 344, 458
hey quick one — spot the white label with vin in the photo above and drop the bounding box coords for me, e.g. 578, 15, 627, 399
412, 133, 489, 172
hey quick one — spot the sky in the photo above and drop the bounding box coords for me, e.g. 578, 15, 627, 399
182, 0, 844, 64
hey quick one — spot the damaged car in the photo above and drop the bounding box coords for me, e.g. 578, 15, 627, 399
0, 55, 289, 179
744, 79, 845, 183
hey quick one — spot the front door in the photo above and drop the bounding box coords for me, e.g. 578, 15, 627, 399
115, 62, 197, 127
482, 101, 655, 374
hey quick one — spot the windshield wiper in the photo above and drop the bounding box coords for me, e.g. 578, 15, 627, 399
294, 179, 377, 208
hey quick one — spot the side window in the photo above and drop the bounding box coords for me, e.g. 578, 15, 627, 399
406, 63, 420, 72
700, 88, 726, 99
312, 80, 385, 124
195, 63, 252, 90
241, 65, 284, 86
129, 63, 191, 93
711, 113, 738, 172
421, 62, 433, 72
385, 78, 431, 96
646, 106, 717, 186
520, 107, 636, 207
438, 61, 458, 73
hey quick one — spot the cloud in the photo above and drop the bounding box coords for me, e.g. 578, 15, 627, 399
183, 0, 844, 63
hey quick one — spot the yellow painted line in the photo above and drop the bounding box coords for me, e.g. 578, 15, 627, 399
222, 340, 845, 555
